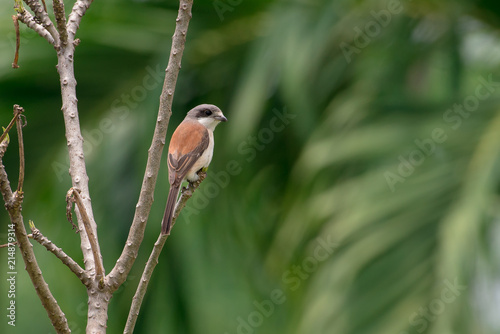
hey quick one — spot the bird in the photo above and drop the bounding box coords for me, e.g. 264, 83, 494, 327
161, 104, 227, 235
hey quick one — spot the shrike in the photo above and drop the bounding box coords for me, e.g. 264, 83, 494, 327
161, 104, 227, 235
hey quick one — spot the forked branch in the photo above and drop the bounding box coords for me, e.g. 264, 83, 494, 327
67, 187, 105, 281
107, 0, 194, 292
0, 106, 70, 333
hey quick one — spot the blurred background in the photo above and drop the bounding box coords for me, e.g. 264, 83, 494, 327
1, 0, 500, 333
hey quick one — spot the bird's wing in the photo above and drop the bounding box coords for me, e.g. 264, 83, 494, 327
167, 120, 209, 186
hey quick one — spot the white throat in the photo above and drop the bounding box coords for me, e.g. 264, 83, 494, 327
197, 117, 220, 131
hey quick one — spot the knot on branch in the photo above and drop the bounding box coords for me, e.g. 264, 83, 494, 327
65, 187, 81, 232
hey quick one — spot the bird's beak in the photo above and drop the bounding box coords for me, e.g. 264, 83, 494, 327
216, 115, 228, 122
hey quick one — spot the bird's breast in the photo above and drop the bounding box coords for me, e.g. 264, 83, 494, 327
185, 130, 214, 182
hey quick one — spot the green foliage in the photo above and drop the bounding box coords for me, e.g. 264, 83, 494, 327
1, 0, 500, 333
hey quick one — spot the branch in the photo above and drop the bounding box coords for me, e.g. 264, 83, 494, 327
16, 10, 56, 46
12, 15, 20, 68
52, 0, 68, 46
56, 4, 100, 282
68, 187, 104, 281
67, 0, 94, 38
0, 234, 31, 248
124, 171, 207, 334
14, 105, 25, 192
107, 0, 194, 292
23, 0, 60, 43
0, 106, 70, 333
30, 221, 91, 286
0, 105, 23, 144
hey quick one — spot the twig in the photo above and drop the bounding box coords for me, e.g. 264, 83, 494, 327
124, 171, 206, 334
12, 15, 20, 69
23, 0, 60, 43
0, 234, 31, 248
0, 108, 70, 333
107, 0, 194, 292
52, 0, 68, 45
69, 188, 104, 281
16, 11, 55, 46
29, 221, 91, 286
41, 0, 47, 14
0, 241, 18, 248
14, 105, 25, 192
0, 105, 23, 145
67, 0, 94, 38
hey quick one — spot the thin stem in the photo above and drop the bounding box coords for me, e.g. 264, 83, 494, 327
107, 0, 194, 292
16, 10, 55, 46
0, 105, 23, 145
52, 0, 68, 45
0, 234, 31, 248
14, 105, 25, 192
124, 172, 207, 333
67, 0, 94, 38
71, 188, 105, 281
0, 107, 70, 333
23, 0, 60, 43
30, 221, 91, 286
12, 15, 20, 69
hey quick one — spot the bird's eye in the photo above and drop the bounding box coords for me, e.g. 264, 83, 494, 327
204, 109, 212, 116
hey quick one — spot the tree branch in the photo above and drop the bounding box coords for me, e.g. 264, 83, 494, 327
16, 10, 55, 46
124, 171, 207, 334
14, 105, 25, 192
106, 0, 194, 292
23, 0, 60, 43
0, 105, 23, 144
52, 0, 68, 46
51, 1, 110, 331
30, 221, 91, 286
67, 0, 94, 38
0, 107, 70, 333
56, 7, 101, 283
12, 15, 20, 68
68, 187, 105, 281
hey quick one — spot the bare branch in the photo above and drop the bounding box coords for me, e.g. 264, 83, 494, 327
30, 221, 91, 286
23, 0, 60, 43
0, 234, 32, 248
0, 241, 18, 248
0, 107, 70, 333
124, 171, 206, 333
12, 15, 20, 68
52, 0, 68, 46
67, 0, 94, 38
69, 188, 105, 281
124, 234, 167, 334
14, 105, 25, 192
16, 11, 55, 46
107, 0, 194, 292
56, 22, 99, 284
0, 105, 23, 145
54, 0, 108, 330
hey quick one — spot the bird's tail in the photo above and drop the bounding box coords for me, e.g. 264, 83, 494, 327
161, 185, 180, 235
